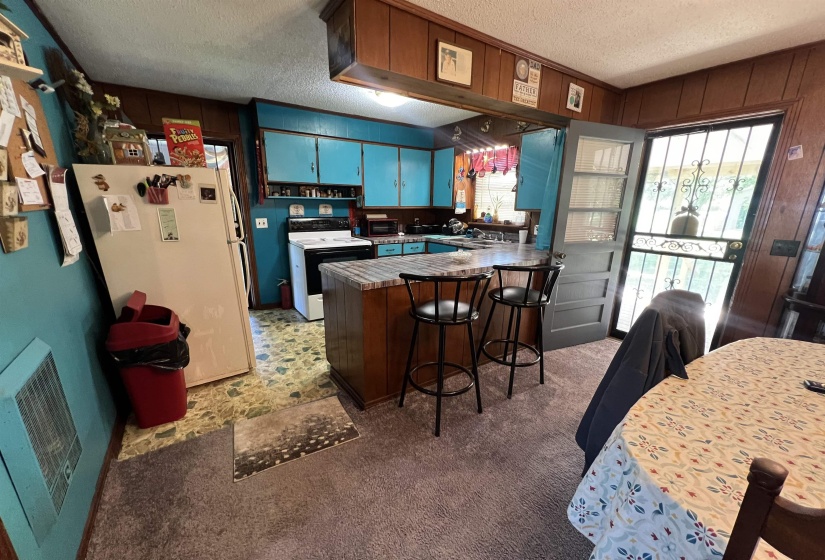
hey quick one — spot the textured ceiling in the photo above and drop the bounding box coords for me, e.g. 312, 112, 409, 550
409, 0, 825, 88
33, 0, 825, 128
32, 0, 476, 127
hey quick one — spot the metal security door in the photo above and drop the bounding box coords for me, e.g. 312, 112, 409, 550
613, 116, 782, 349
545, 121, 645, 350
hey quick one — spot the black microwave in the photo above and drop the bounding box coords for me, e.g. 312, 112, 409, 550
364, 218, 399, 237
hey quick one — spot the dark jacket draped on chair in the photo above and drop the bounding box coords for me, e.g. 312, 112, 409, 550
575, 290, 706, 472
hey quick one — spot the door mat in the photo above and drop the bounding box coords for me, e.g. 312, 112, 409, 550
233, 396, 359, 481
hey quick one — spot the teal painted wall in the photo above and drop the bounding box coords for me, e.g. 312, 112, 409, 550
0, 2, 116, 559
246, 103, 434, 305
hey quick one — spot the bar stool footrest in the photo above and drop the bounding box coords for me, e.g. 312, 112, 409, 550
407, 362, 475, 397
481, 339, 541, 368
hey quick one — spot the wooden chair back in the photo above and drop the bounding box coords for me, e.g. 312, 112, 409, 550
723, 457, 825, 559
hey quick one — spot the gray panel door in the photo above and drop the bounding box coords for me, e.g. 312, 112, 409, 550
545, 121, 645, 350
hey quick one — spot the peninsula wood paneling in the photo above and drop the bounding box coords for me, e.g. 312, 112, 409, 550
617, 42, 825, 346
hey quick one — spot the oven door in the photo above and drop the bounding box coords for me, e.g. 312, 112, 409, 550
304, 246, 373, 295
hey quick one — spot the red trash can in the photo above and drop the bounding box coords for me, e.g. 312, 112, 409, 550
106, 291, 188, 429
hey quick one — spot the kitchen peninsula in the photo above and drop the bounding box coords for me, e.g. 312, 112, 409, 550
320, 242, 550, 408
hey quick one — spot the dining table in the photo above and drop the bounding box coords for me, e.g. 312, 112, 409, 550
567, 337, 825, 559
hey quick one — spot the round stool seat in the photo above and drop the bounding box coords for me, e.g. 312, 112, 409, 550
489, 287, 550, 307
412, 300, 476, 323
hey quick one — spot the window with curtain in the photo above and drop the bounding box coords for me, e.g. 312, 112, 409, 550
470, 146, 525, 224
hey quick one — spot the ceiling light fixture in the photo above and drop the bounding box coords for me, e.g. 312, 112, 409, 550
370, 90, 409, 107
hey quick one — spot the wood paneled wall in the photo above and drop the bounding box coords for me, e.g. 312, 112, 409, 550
94, 83, 263, 307
323, 0, 621, 126
96, 83, 244, 137
618, 43, 825, 344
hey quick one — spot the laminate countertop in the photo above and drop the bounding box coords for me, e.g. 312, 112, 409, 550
320, 242, 549, 290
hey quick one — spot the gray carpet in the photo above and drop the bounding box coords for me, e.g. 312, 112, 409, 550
86, 338, 620, 560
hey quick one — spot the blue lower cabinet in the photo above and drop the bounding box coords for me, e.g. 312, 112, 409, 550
376, 244, 402, 257
403, 242, 425, 254
428, 242, 458, 253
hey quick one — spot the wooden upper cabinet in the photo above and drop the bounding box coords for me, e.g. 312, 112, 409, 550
322, 0, 622, 125
497, 51, 516, 102
454, 33, 485, 95
389, 7, 428, 79
355, 0, 389, 70
538, 67, 563, 114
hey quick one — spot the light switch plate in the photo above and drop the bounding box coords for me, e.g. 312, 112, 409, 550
255, 218, 268, 228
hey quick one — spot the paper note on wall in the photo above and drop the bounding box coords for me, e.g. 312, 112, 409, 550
47, 166, 83, 266
16, 176, 43, 205
0, 76, 20, 118
103, 194, 141, 232
0, 110, 15, 148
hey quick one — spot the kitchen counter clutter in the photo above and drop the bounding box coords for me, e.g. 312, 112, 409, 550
322, 242, 548, 290
320, 243, 550, 408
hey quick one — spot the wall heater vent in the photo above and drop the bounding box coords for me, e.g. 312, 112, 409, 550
0, 338, 82, 544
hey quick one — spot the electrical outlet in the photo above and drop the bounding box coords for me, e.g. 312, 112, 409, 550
770, 239, 800, 257
255, 218, 268, 229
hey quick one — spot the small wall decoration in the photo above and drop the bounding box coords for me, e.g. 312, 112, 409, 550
0, 181, 17, 216
512, 58, 541, 108
104, 127, 152, 165
157, 207, 180, 242
289, 204, 304, 217
788, 145, 803, 160
0, 215, 28, 252
163, 118, 207, 167
566, 83, 585, 112
199, 184, 218, 204
436, 41, 472, 87
319, 203, 332, 216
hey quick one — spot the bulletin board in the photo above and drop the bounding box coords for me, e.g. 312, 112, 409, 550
8, 77, 57, 212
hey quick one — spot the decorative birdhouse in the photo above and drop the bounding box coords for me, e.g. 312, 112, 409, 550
104, 128, 152, 165
0, 14, 43, 81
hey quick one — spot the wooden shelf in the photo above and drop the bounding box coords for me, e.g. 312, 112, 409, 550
0, 60, 43, 82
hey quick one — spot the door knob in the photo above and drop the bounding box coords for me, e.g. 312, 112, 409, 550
552, 251, 567, 260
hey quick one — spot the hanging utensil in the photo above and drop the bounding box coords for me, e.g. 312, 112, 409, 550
491, 147, 498, 174
502, 146, 511, 175
478, 150, 486, 178
457, 152, 466, 182
468, 151, 477, 179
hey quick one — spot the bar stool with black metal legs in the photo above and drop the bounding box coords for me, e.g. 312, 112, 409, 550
398, 271, 493, 436
476, 263, 564, 398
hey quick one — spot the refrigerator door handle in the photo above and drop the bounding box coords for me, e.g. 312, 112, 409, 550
238, 240, 251, 298
229, 188, 245, 242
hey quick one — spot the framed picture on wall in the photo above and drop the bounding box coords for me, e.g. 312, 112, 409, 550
566, 83, 585, 112
436, 41, 472, 87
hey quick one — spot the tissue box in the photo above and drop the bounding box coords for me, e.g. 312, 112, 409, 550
0, 216, 28, 252
0, 182, 17, 216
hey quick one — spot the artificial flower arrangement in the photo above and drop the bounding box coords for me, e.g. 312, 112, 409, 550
45, 47, 122, 162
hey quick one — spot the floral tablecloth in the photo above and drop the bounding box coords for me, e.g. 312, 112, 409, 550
568, 338, 825, 559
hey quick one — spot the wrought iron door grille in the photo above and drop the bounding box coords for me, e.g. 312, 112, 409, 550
614, 116, 782, 348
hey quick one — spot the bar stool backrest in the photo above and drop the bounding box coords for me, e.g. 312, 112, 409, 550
492, 263, 564, 306
400, 271, 493, 324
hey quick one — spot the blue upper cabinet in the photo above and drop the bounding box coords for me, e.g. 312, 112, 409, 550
317, 138, 363, 185
400, 148, 432, 207
432, 148, 454, 207
264, 131, 318, 184
515, 128, 561, 211
363, 144, 399, 207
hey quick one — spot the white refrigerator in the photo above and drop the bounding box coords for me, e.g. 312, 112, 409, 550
74, 164, 255, 387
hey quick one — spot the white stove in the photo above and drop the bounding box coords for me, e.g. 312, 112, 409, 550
287, 218, 373, 320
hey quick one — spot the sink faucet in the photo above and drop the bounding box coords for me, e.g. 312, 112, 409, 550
472, 229, 487, 240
